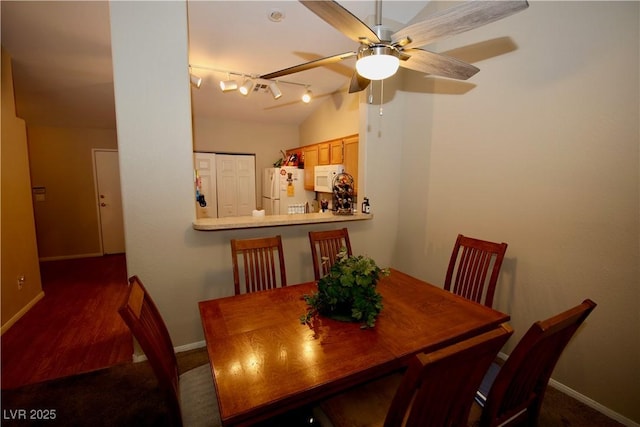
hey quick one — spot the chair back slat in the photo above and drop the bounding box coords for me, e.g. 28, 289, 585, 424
479, 299, 597, 427
445, 234, 508, 307
456, 246, 492, 303
384, 324, 513, 427
119, 276, 182, 426
318, 238, 343, 276
231, 235, 286, 295
309, 228, 353, 280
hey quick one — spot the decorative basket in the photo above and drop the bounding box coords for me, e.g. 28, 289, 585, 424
332, 172, 355, 215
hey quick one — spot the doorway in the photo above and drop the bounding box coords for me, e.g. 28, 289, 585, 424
93, 149, 126, 254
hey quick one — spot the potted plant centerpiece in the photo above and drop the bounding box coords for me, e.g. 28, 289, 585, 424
301, 249, 389, 328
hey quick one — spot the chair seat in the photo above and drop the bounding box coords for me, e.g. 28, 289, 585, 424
319, 373, 404, 427
179, 364, 221, 427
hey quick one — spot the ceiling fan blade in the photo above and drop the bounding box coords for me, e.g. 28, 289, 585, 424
392, 0, 529, 49
260, 51, 357, 80
300, 0, 380, 44
348, 72, 370, 93
400, 48, 480, 80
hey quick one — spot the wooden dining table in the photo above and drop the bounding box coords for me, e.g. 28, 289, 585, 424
198, 268, 510, 427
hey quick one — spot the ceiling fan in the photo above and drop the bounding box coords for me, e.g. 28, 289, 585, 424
260, 0, 529, 93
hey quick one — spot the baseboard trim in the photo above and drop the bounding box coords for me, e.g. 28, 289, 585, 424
175, 340, 206, 353
39, 252, 103, 262
1, 291, 45, 335
131, 340, 207, 363
548, 379, 639, 427
497, 352, 638, 427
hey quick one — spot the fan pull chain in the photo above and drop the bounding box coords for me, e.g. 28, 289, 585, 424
379, 79, 384, 116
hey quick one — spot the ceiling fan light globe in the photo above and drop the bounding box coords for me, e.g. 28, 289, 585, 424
356, 46, 400, 80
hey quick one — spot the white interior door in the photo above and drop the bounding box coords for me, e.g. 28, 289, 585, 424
94, 150, 125, 254
216, 155, 238, 217
215, 154, 256, 217
235, 155, 256, 216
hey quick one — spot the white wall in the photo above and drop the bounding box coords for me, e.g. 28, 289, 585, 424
387, 2, 639, 422
110, 1, 209, 344
27, 126, 117, 259
299, 87, 359, 145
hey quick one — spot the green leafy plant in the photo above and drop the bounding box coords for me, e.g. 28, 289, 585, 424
300, 249, 390, 328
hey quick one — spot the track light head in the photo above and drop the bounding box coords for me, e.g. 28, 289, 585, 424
220, 79, 238, 92
190, 74, 202, 89
239, 79, 254, 96
269, 81, 282, 100
302, 88, 312, 103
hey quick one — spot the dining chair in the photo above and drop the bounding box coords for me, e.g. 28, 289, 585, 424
444, 234, 508, 308
469, 299, 597, 427
308, 228, 353, 280
1, 276, 220, 427
119, 275, 220, 427
230, 235, 286, 295
317, 323, 513, 427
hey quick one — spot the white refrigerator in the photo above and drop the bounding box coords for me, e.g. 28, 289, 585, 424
262, 167, 316, 215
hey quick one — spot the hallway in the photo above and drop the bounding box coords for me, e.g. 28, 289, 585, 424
1, 255, 132, 389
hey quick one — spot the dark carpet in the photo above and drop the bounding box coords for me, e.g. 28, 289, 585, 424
1, 359, 172, 426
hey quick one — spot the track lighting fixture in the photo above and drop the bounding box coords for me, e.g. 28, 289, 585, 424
269, 81, 282, 100
189, 65, 311, 103
301, 88, 312, 103
190, 73, 202, 89
239, 78, 254, 96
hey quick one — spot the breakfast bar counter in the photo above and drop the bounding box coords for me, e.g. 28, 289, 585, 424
193, 212, 373, 231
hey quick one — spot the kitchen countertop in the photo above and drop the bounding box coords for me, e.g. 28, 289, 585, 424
193, 212, 373, 231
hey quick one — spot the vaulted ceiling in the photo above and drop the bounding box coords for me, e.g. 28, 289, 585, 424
1, 1, 430, 128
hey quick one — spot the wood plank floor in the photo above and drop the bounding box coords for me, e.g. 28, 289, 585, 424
1, 255, 133, 389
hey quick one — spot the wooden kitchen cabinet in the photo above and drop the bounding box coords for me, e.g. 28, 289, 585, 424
318, 143, 331, 165
287, 134, 358, 191
302, 145, 319, 190
330, 139, 343, 164
342, 135, 359, 194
